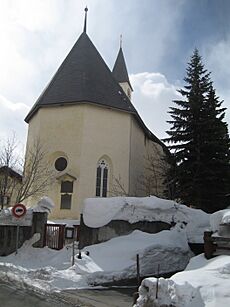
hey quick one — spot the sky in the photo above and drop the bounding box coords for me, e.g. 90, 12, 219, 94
0, 0, 230, 148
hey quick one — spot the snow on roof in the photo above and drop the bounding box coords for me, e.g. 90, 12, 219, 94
32, 196, 55, 213
83, 196, 210, 243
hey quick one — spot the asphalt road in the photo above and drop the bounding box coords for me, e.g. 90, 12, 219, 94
59, 288, 134, 307
0, 283, 73, 307
0, 282, 134, 307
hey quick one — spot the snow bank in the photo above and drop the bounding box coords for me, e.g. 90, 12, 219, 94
83, 196, 210, 243
210, 209, 230, 232
136, 254, 230, 307
135, 278, 203, 307
86, 228, 191, 286
0, 228, 191, 292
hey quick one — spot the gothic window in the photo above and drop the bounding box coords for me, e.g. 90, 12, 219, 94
96, 159, 109, 197
60, 180, 73, 209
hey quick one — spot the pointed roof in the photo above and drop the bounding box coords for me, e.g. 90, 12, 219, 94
24, 27, 168, 154
25, 32, 136, 123
112, 47, 133, 90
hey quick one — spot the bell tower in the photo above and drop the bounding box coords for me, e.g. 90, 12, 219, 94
112, 36, 133, 100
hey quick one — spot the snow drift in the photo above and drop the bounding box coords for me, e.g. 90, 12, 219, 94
83, 196, 210, 243
136, 254, 230, 307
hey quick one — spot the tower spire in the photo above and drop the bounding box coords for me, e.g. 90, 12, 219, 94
120, 34, 122, 49
83, 7, 88, 33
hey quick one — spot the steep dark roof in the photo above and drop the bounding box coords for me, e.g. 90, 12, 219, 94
112, 47, 133, 90
25, 32, 136, 123
24, 31, 169, 154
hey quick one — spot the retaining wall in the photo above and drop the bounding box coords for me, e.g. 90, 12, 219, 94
79, 215, 171, 249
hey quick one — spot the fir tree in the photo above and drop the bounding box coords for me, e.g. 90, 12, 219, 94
165, 49, 230, 212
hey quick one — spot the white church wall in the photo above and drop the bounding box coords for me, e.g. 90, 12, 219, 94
129, 117, 146, 196
79, 104, 131, 207
129, 116, 168, 197
25, 104, 131, 219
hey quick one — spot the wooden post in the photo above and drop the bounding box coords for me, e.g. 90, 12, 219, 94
204, 231, 215, 259
136, 254, 140, 287
156, 264, 160, 299
72, 239, 75, 266
15, 225, 20, 255
58, 224, 66, 250
43, 224, 47, 247
133, 254, 140, 305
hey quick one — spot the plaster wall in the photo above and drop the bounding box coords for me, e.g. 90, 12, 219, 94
129, 117, 167, 197
26, 104, 131, 219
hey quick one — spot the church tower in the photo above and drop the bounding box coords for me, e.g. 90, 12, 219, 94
24, 8, 169, 219
112, 38, 133, 100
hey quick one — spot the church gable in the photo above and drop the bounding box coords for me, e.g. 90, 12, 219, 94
25, 32, 136, 123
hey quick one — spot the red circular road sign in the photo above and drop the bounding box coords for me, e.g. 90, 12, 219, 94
12, 204, 27, 218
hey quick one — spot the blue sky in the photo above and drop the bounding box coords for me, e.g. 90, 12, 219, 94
0, 0, 229, 146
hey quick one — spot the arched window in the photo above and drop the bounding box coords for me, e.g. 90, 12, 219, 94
96, 159, 109, 197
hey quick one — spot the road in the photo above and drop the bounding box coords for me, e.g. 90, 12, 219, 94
0, 282, 74, 307
0, 282, 134, 307
59, 288, 134, 307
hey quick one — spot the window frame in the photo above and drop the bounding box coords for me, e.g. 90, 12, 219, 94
96, 159, 109, 197
60, 180, 73, 210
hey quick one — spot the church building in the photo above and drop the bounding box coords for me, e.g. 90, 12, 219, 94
24, 9, 169, 219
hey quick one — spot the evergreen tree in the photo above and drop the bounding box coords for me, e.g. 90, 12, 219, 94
165, 49, 230, 212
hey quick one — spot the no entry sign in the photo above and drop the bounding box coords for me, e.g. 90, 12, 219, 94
12, 204, 27, 218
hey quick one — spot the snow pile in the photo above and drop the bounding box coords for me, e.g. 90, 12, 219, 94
86, 227, 190, 285
83, 196, 210, 243
0, 228, 190, 292
210, 209, 230, 233
135, 278, 203, 307
32, 196, 55, 213
136, 254, 230, 307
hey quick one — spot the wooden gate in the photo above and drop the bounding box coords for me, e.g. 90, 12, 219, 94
44, 224, 66, 250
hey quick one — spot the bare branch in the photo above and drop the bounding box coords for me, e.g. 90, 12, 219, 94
0, 136, 55, 208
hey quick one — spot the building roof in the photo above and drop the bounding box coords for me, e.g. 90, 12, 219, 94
112, 47, 133, 90
0, 166, 22, 181
25, 32, 136, 123
24, 29, 169, 153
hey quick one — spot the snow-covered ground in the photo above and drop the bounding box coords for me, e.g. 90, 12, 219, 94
83, 196, 210, 243
0, 227, 190, 293
135, 253, 230, 307
2, 195, 229, 305
135, 208, 230, 307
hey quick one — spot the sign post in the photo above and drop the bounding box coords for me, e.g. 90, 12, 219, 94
12, 204, 27, 255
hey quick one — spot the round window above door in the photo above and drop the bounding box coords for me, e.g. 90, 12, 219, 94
55, 157, 67, 171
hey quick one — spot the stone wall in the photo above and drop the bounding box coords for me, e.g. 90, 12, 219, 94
79, 215, 171, 249
0, 212, 47, 256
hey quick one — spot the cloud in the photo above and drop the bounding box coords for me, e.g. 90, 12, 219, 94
12, 0, 61, 32
205, 36, 230, 129
130, 72, 181, 140
0, 95, 29, 145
